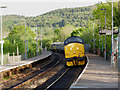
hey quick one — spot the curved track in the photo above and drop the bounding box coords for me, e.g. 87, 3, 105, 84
35, 53, 85, 89
46, 67, 84, 89
1, 53, 61, 89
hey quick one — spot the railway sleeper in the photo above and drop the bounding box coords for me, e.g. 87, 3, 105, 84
0, 55, 52, 81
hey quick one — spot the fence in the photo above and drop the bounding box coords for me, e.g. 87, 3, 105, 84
0, 54, 8, 64
8, 53, 21, 64
0, 47, 47, 65
0, 51, 42, 65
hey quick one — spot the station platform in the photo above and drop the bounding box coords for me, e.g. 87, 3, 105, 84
0, 51, 52, 73
70, 53, 119, 89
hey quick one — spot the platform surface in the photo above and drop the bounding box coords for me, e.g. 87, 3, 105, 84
70, 53, 119, 89
0, 51, 52, 73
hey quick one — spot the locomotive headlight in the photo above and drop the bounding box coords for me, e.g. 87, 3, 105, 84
77, 47, 79, 49
74, 51, 76, 54
70, 48, 72, 50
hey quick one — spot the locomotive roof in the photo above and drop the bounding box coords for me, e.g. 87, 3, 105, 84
64, 36, 84, 46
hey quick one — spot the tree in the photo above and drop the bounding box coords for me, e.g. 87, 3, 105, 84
4, 25, 36, 54
93, 2, 119, 28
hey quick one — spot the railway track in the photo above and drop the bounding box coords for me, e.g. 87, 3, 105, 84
35, 67, 84, 89
46, 67, 84, 89
35, 56, 86, 89
1, 53, 61, 89
0, 56, 54, 87
1, 52, 86, 89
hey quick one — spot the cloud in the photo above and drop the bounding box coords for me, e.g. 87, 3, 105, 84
0, 0, 106, 16
0, 0, 106, 2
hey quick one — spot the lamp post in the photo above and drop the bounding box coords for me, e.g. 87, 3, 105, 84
98, 18, 101, 56
118, 27, 120, 71
118, 1, 120, 72
0, 6, 7, 65
111, 0, 114, 66
101, 9, 106, 60
25, 17, 27, 59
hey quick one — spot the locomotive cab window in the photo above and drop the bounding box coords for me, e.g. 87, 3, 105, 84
76, 37, 82, 43
64, 36, 83, 46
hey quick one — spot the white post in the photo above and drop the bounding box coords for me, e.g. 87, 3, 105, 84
1, 10, 3, 65
0, 6, 7, 65
13, 52, 15, 63
8, 53, 10, 63
17, 46, 19, 56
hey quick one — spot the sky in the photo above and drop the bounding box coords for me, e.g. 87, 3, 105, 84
0, 0, 107, 17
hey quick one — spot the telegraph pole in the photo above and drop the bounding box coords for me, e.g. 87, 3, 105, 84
36, 25, 38, 56
25, 18, 27, 59
41, 28, 42, 53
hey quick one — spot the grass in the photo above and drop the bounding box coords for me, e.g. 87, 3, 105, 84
3, 76, 10, 80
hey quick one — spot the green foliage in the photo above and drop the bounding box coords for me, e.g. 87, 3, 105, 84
93, 2, 119, 28
1, 5, 95, 53
3, 76, 10, 80
39, 39, 52, 50
2, 2, 119, 56
25, 6, 94, 29
71, 28, 83, 37
4, 25, 36, 54
92, 2, 119, 54
54, 25, 75, 42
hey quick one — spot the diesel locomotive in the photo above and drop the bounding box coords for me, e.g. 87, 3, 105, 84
51, 36, 85, 66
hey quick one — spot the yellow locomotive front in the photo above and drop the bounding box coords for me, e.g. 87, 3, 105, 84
64, 36, 85, 66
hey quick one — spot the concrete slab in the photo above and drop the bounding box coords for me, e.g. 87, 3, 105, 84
70, 53, 118, 89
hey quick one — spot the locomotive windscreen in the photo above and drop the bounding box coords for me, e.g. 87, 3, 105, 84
64, 36, 83, 46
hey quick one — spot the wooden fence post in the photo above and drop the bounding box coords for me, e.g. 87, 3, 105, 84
13, 52, 15, 63
8, 53, 10, 64
17, 46, 19, 56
